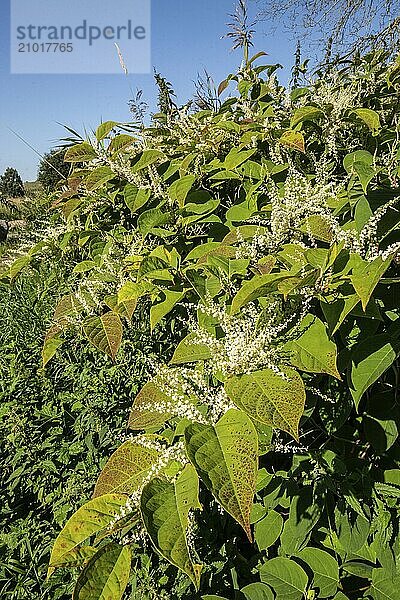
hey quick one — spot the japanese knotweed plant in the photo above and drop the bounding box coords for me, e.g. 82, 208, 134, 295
4, 50, 400, 599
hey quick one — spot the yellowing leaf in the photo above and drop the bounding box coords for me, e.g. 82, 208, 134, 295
225, 367, 306, 440
279, 130, 305, 153
128, 381, 173, 430
108, 134, 136, 154
93, 440, 159, 498
65, 142, 97, 163
49, 494, 128, 568
83, 312, 123, 360
185, 409, 258, 541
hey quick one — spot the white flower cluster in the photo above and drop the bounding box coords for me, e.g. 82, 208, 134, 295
145, 363, 234, 424
269, 171, 341, 246
190, 297, 307, 377
235, 229, 273, 262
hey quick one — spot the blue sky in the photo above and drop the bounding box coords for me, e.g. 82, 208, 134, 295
0, 0, 296, 181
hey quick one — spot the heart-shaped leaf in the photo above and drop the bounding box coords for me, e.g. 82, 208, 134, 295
185, 409, 258, 540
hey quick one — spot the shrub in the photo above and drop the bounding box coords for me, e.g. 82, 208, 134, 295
4, 50, 400, 599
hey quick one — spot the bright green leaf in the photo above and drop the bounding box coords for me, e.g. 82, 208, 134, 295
290, 106, 323, 128
297, 547, 339, 598
254, 510, 284, 551
350, 256, 391, 310
259, 557, 308, 600
283, 314, 341, 379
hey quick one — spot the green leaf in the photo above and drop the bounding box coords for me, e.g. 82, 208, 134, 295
95, 120, 117, 141
370, 568, 400, 600
72, 543, 131, 600
280, 488, 321, 554
83, 312, 123, 360
124, 184, 151, 213
132, 149, 165, 172
9, 254, 31, 280
297, 548, 339, 598
231, 273, 291, 314
65, 142, 97, 162
290, 106, 323, 128
42, 337, 64, 367
300, 214, 333, 243
254, 510, 284, 551
225, 367, 305, 440
283, 314, 341, 379
349, 334, 400, 408
168, 175, 196, 207
108, 134, 136, 154
343, 151, 375, 193
150, 290, 185, 331
86, 167, 114, 191
279, 131, 305, 153
49, 494, 129, 567
350, 256, 391, 310
223, 148, 256, 170
170, 332, 212, 364
73, 260, 96, 274
321, 295, 360, 335
138, 208, 172, 236
352, 108, 381, 133
240, 583, 274, 600
334, 509, 370, 554
259, 557, 308, 600
141, 464, 202, 589
93, 440, 159, 498
185, 409, 258, 541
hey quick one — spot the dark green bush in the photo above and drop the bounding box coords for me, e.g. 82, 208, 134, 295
0, 265, 184, 599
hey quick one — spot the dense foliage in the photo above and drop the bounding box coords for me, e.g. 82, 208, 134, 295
0, 167, 25, 199
3, 50, 400, 599
0, 266, 184, 599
